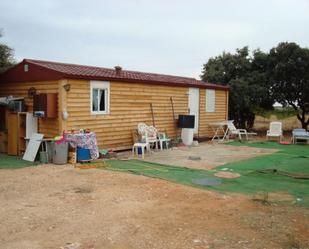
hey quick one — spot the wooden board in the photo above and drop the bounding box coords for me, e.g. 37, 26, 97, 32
17, 112, 26, 155
23, 133, 44, 162
7, 113, 18, 155
0, 131, 8, 153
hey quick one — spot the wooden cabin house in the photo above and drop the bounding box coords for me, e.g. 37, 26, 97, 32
0, 59, 229, 152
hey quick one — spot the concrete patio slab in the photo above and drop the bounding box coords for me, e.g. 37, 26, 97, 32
139, 142, 277, 170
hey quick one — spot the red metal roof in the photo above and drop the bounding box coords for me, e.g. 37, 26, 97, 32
0, 59, 229, 90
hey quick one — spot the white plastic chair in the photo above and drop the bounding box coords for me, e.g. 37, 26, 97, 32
146, 126, 159, 150
292, 128, 309, 144
137, 123, 148, 136
137, 123, 158, 151
266, 122, 283, 141
158, 132, 171, 151
227, 120, 248, 140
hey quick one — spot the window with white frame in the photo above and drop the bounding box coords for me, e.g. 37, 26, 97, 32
206, 89, 215, 112
90, 81, 110, 114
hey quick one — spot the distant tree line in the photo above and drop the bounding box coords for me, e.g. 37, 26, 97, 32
0, 30, 15, 73
201, 42, 309, 130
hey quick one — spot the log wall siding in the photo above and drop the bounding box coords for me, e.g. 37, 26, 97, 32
0, 79, 229, 149
66, 80, 189, 150
198, 89, 228, 137
0, 81, 59, 137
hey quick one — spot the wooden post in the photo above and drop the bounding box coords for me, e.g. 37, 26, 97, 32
170, 97, 178, 137
58, 80, 68, 134
225, 91, 229, 120
198, 89, 201, 138
150, 103, 155, 127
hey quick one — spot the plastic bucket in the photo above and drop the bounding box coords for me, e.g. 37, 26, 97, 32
138, 147, 142, 154
77, 147, 91, 161
181, 128, 194, 146
53, 142, 68, 165
40, 151, 48, 164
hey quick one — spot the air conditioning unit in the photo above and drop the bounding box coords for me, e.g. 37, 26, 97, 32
8, 100, 25, 112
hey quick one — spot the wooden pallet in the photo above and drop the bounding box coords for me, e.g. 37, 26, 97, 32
74, 161, 110, 169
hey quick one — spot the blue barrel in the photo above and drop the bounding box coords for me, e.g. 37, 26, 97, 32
77, 147, 91, 161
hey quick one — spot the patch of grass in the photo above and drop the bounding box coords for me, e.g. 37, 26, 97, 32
0, 153, 37, 169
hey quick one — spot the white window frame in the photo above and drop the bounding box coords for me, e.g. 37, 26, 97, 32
90, 81, 110, 115
206, 89, 215, 112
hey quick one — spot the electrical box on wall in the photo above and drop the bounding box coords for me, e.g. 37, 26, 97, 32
178, 115, 195, 129
33, 93, 58, 118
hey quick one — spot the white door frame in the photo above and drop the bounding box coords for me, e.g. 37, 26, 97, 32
188, 88, 199, 134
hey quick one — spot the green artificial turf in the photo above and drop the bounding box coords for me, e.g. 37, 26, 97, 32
0, 153, 37, 169
215, 141, 309, 206
104, 141, 309, 207
107, 159, 215, 187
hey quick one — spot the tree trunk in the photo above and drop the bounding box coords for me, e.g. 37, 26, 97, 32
290, 103, 308, 131
296, 108, 309, 131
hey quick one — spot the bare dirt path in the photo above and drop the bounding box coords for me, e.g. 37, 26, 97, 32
0, 165, 308, 249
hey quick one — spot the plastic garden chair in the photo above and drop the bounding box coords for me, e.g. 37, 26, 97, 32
158, 132, 171, 151
145, 126, 159, 150
292, 128, 309, 144
137, 123, 158, 151
227, 120, 248, 140
266, 121, 283, 142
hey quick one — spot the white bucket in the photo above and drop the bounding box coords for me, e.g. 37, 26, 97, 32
181, 128, 194, 146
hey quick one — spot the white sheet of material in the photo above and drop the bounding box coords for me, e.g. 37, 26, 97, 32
23, 133, 44, 162
26, 113, 38, 139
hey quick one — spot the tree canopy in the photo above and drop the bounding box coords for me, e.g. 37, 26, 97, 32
0, 30, 15, 73
201, 42, 309, 130
201, 47, 273, 129
269, 42, 309, 129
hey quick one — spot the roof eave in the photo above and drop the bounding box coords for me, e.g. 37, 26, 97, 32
65, 74, 230, 91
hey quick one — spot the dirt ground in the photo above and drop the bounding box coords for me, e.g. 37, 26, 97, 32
254, 115, 302, 131
0, 163, 309, 249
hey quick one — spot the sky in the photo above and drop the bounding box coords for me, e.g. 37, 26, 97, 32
0, 0, 308, 78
